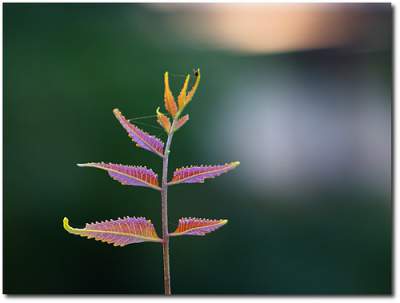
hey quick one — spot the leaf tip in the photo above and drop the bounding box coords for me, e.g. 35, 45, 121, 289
77, 163, 87, 167
232, 161, 240, 167
164, 71, 170, 88
63, 217, 72, 232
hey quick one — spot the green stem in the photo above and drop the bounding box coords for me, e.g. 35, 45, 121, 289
161, 118, 177, 295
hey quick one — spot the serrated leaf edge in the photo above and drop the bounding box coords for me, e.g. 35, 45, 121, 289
169, 218, 228, 237
77, 162, 161, 191
168, 161, 240, 185
63, 217, 163, 244
113, 108, 164, 157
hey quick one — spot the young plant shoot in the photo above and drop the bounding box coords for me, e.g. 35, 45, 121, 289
63, 69, 240, 295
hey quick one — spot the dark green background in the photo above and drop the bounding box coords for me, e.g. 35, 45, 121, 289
4, 4, 392, 294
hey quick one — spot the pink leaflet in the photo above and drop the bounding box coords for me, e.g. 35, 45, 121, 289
174, 114, 189, 131
113, 108, 164, 157
170, 217, 228, 236
169, 162, 240, 185
63, 217, 162, 246
78, 162, 161, 190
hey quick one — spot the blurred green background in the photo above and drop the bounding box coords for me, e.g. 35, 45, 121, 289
4, 3, 392, 294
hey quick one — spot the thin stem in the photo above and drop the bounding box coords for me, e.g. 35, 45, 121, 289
161, 118, 177, 295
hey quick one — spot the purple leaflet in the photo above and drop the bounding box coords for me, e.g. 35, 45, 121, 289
78, 162, 161, 190
170, 217, 228, 237
63, 217, 162, 246
168, 162, 240, 185
113, 108, 164, 157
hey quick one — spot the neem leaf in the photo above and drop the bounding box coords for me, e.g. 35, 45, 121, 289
63, 217, 162, 246
113, 108, 164, 157
156, 107, 171, 133
78, 162, 161, 190
169, 162, 240, 185
177, 74, 190, 110
185, 68, 200, 105
174, 114, 189, 132
164, 72, 178, 117
170, 217, 228, 237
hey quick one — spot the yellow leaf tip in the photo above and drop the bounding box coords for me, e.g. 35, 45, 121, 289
63, 217, 71, 231
232, 161, 240, 167
164, 72, 170, 81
